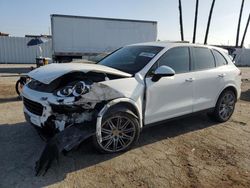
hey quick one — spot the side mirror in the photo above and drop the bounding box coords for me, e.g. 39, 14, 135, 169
151, 65, 175, 82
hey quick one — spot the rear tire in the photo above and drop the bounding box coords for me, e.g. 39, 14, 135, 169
210, 90, 236, 122
93, 111, 140, 153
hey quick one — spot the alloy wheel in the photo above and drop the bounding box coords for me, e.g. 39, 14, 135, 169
98, 115, 137, 152
218, 92, 235, 120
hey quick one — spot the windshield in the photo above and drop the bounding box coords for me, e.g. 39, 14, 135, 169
98, 46, 163, 74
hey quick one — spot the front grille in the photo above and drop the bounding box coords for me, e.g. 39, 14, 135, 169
51, 104, 85, 114
23, 97, 43, 116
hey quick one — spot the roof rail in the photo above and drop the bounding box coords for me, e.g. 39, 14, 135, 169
159, 40, 190, 43
171, 41, 190, 43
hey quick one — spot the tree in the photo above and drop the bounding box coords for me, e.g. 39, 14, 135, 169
240, 13, 250, 48
178, 0, 184, 41
236, 0, 245, 47
204, 0, 216, 45
193, 0, 199, 43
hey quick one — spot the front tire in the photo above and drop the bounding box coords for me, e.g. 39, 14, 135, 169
15, 79, 24, 96
212, 90, 236, 122
93, 111, 140, 153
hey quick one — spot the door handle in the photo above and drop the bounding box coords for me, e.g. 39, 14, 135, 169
218, 73, 226, 78
185, 78, 194, 82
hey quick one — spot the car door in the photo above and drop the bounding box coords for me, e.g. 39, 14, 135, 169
191, 47, 226, 112
144, 47, 194, 125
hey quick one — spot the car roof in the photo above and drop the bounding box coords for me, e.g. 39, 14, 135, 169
128, 41, 227, 53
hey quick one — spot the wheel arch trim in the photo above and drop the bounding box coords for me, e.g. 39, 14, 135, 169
215, 84, 239, 106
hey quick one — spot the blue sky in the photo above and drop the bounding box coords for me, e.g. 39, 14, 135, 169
1, 0, 250, 47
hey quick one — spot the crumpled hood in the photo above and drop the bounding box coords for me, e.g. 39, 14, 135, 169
28, 63, 132, 84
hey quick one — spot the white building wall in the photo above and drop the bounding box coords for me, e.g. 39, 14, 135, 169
234, 48, 250, 66
0, 36, 52, 64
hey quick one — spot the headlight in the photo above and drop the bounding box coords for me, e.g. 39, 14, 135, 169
56, 81, 89, 97
72, 81, 88, 97
57, 86, 74, 97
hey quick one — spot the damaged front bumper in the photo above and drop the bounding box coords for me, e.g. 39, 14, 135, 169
22, 86, 100, 175
22, 85, 97, 137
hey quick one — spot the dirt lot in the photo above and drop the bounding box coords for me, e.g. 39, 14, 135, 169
0, 67, 250, 188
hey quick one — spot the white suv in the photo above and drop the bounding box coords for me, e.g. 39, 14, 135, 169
22, 42, 241, 154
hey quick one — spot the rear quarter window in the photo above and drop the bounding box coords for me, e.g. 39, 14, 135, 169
212, 50, 228, 67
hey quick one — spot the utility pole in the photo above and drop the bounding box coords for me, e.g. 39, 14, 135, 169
236, 0, 245, 47
193, 0, 199, 43
204, 0, 216, 45
178, 0, 184, 41
240, 13, 250, 48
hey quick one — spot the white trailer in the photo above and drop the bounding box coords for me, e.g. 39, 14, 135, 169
51, 14, 157, 62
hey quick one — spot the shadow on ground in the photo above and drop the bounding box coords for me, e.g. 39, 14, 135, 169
240, 89, 250, 102
0, 67, 32, 74
0, 114, 219, 187
0, 97, 21, 104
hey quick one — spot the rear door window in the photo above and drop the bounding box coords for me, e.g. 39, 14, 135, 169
192, 47, 216, 71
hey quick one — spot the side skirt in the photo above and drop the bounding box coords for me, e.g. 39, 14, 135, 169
143, 108, 215, 128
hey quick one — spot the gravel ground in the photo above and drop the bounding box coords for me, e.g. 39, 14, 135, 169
0, 67, 250, 187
